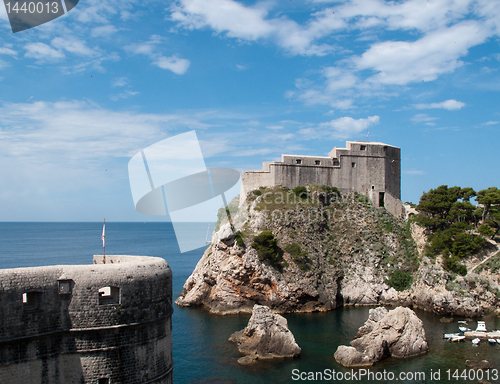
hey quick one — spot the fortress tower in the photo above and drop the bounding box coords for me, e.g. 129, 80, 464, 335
240, 141, 403, 217
0, 255, 173, 384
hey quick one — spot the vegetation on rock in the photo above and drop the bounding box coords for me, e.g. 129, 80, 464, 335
284, 243, 311, 271
415, 185, 500, 274
386, 270, 413, 291
251, 231, 283, 268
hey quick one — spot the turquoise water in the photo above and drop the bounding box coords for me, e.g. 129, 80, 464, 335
1, 222, 499, 383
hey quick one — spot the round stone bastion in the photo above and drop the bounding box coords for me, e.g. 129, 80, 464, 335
0, 255, 173, 384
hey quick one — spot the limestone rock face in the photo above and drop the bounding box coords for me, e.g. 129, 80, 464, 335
176, 187, 500, 317
229, 304, 301, 364
334, 307, 428, 367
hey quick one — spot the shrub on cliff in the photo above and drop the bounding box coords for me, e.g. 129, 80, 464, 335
251, 231, 283, 268
386, 270, 413, 291
284, 243, 311, 271
234, 231, 246, 248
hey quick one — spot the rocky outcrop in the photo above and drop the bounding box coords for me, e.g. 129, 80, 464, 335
334, 307, 428, 367
176, 189, 414, 314
465, 360, 492, 369
176, 186, 500, 317
229, 304, 301, 364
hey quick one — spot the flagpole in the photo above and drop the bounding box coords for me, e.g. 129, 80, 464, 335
102, 218, 106, 264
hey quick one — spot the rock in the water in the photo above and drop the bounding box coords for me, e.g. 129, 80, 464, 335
334, 306, 428, 367
465, 360, 492, 369
229, 304, 301, 364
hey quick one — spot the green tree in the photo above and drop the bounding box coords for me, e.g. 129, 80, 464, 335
476, 187, 500, 223
416, 185, 474, 230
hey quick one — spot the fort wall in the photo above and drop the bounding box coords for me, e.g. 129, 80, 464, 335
0, 255, 173, 384
240, 141, 403, 218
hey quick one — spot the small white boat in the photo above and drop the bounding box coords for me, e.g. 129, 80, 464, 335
458, 320, 468, 324
472, 338, 481, 345
488, 339, 496, 345
444, 333, 460, 339
459, 326, 471, 332
476, 321, 487, 332
450, 336, 466, 342
496, 339, 500, 344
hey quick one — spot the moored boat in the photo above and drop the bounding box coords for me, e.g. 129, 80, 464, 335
450, 336, 465, 342
472, 338, 481, 345
459, 326, 471, 332
488, 339, 496, 345
444, 333, 460, 339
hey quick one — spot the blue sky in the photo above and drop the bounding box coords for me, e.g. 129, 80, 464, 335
0, 0, 499, 221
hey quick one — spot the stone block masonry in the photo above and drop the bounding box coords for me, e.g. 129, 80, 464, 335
0, 255, 173, 384
240, 141, 404, 218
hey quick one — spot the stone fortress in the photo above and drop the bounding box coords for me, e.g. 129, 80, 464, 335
0, 255, 173, 384
240, 140, 405, 218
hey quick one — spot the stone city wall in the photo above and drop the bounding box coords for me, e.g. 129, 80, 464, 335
0, 255, 173, 384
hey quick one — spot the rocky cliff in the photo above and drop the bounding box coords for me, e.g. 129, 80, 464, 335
175, 186, 500, 317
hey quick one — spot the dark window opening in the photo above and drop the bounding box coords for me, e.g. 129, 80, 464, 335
351, 162, 356, 168
295, 159, 302, 165
23, 291, 42, 308
99, 286, 120, 305
372, 186, 375, 190
333, 159, 339, 166
379, 192, 385, 208
315, 160, 321, 165
98, 379, 110, 384
360, 145, 366, 150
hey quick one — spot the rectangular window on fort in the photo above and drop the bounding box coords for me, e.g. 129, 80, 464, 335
98, 379, 110, 384
98, 286, 120, 305
351, 162, 356, 168
22, 291, 42, 309
295, 159, 302, 165
333, 159, 339, 166
360, 145, 366, 150
315, 160, 321, 165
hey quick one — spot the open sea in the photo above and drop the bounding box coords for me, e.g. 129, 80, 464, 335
1, 222, 499, 384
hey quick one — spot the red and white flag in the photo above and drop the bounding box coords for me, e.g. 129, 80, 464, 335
101, 219, 105, 248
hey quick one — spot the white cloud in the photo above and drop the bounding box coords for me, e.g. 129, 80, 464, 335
24, 43, 65, 61
411, 114, 439, 125
236, 64, 247, 70
112, 77, 128, 87
355, 21, 489, 85
125, 35, 163, 56
482, 121, 499, 125
170, 0, 343, 55
0, 46, 17, 56
285, 1, 497, 108
0, 100, 215, 164
125, 35, 190, 75
110, 90, 139, 101
91, 25, 119, 38
51, 37, 98, 56
414, 99, 466, 110
318, 115, 380, 138
154, 56, 190, 75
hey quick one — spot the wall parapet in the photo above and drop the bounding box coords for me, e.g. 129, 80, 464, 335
0, 255, 173, 384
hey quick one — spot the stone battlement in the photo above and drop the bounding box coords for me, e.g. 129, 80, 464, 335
0, 255, 173, 384
240, 140, 403, 218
